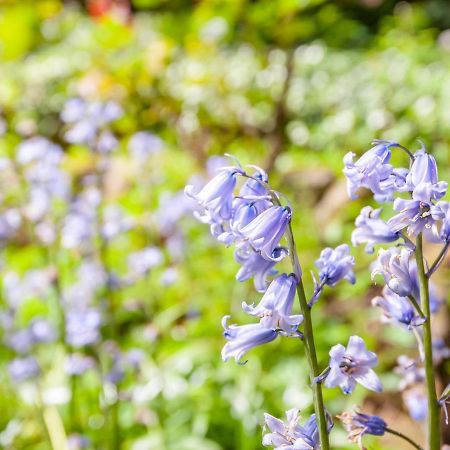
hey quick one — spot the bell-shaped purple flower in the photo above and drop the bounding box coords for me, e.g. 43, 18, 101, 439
388, 185, 439, 237
343, 143, 396, 202
185, 166, 243, 222
372, 286, 425, 329
242, 274, 303, 332
338, 411, 387, 448
352, 206, 399, 253
431, 201, 450, 242
221, 317, 277, 363
9, 356, 40, 382
234, 246, 288, 292
406, 149, 447, 199
371, 247, 415, 297
315, 244, 355, 287
239, 206, 292, 261
263, 409, 332, 450
324, 335, 382, 394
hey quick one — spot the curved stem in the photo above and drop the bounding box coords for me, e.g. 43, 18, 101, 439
386, 427, 423, 450
284, 219, 330, 450
426, 241, 449, 278
415, 234, 440, 449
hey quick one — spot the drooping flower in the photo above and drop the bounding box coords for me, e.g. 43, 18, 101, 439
242, 274, 303, 332
8, 356, 40, 382
239, 205, 292, 261
431, 201, 450, 242
338, 411, 387, 449
263, 409, 332, 450
372, 286, 425, 329
388, 185, 438, 237
315, 244, 355, 287
343, 142, 399, 202
406, 148, 447, 200
371, 247, 415, 297
221, 316, 278, 363
185, 166, 243, 223
324, 335, 382, 394
351, 206, 399, 253
234, 246, 288, 292
403, 388, 427, 422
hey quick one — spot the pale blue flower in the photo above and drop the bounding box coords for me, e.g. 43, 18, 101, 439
431, 201, 450, 241
221, 316, 278, 363
372, 286, 425, 329
352, 206, 399, 253
325, 335, 382, 394
8, 356, 40, 382
315, 244, 355, 286
242, 274, 303, 332
128, 131, 163, 160
234, 246, 288, 292
403, 389, 427, 421
263, 409, 332, 450
240, 205, 291, 261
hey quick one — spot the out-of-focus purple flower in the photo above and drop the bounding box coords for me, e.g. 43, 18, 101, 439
17, 137, 63, 165
239, 206, 291, 261
372, 286, 425, 329
65, 354, 96, 375
242, 274, 303, 332
263, 409, 332, 450
97, 130, 118, 154
66, 308, 101, 348
235, 246, 288, 292
324, 335, 382, 394
29, 319, 57, 343
8, 330, 33, 354
352, 206, 399, 253
101, 205, 133, 240
371, 247, 415, 297
221, 316, 278, 363
433, 338, 450, 365
160, 267, 179, 286
343, 142, 401, 202
338, 411, 387, 448
388, 186, 438, 237
127, 247, 164, 277
185, 166, 243, 223
403, 388, 427, 421
406, 149, 447, 199
128, 131, 163, 160
395, 356, 425, 391
8, 356, 40, 382
315, 244, 355, 287
0, 209, 22, 243
68, 433, 90, 450
431, 201, 450, 242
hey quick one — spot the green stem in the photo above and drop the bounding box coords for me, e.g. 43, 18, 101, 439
386, 427, 423, 450
285, 219, 330, 450
415, 234, 440, 450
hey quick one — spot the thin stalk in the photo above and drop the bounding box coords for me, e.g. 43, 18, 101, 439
386, 427, 423, 450
407, 295, 425, 319
415, 234, 440, 450
426, 241, 450, 278
285, 219, 330, 450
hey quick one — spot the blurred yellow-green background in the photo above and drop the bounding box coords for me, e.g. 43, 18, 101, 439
0, 0, 449, 449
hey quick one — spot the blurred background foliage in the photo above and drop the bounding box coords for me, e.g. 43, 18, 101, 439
0, 0, 449, 449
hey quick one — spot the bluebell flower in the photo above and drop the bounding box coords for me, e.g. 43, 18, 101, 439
315, 244, 355, 287
351, 206, 399, 253
128, 131, 163, 160
403, 388, 427, 421
338, 411, 387, 449
242, 274, 303, 332
431, 201, 450, 241
388, 186, 439, 237
234, 246, 288, 292
263, 409, 332, 450
66, 308, 101, 348
324, 335, 382, 394
8, 356, 40, 382
65, 353, 96, 376
221, 316, 278, 363
239, 205, 292, 261
343, 142, 400, 202
185, 166, 243, 222
372, 286, 425, 329
371, 247, 415, 297
406, 148, 447, 199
